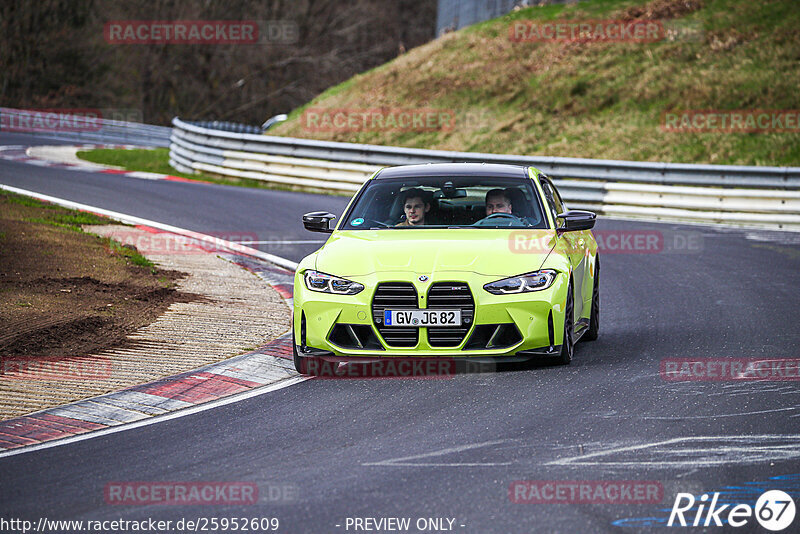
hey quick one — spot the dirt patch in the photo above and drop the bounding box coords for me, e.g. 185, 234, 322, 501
0, 197, 291, 421
621, 0, 705, 21
0, 192, 196, 360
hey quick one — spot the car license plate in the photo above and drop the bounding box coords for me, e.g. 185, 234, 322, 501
384, 309, 461, 327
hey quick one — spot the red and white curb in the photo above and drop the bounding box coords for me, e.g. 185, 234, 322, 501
0, 144, 200, 183
0, 262, 298, 456
0, 186, 303, 457
0, 333, 298, 453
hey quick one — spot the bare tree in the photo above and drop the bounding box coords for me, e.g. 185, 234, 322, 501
0, 0, 436, 125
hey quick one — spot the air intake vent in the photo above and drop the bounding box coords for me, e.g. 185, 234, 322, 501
464, 324, 522, 350
426, 282, 474, 347
372, 283, 418, 347
328, 324, 384, 350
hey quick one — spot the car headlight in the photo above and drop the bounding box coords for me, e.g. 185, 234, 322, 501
304, 270, 364, 295
483, 269, 558, 294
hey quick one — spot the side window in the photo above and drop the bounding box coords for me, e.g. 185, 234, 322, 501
550, 180, 567, 214
540, 180, 561, 228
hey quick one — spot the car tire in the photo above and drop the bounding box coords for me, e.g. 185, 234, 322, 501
582, 257, 599, 342
292, 331, 318, 375
557, 279, 575, 365
292, 331, 305, 373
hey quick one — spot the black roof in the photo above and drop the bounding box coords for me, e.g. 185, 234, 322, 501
374, 162, 530, 179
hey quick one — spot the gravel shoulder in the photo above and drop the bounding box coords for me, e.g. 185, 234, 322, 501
0, 201, 291, 420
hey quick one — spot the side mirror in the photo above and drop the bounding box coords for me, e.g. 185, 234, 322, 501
556, 210, 596, 232
303, 211, 336, 233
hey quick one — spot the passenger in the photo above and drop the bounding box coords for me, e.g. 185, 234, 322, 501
396, 188, 431, 226
485, 188, 513, 216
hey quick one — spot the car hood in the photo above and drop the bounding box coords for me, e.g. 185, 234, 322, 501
314, 229, 556, 277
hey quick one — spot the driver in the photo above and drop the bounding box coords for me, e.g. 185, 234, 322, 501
485, 189, 513, 216
396, 188, 431, 226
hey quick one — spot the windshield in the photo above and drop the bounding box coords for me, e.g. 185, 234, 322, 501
340, 176, 547, 230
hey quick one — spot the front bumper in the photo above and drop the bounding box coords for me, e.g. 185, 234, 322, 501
293, 270, 570, 359
294, 343, 562, 362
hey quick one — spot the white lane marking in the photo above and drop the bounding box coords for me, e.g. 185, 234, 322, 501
0, 184, 299, 271
362, 440, 512, 467
746, 231, 800, 245
641, 407, 800, 419
546, 435, 800, 468
234, 240, 326, 245
599, 214, 800, 234
126, 171, 167, 180
0, 376, 308, 459
707, 386, 800, 397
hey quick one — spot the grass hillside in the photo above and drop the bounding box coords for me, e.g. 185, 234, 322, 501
273, 0, 800, 166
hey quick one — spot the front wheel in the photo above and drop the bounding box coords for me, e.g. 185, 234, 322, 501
582, 257, 600, 342
557, 280, 575, 365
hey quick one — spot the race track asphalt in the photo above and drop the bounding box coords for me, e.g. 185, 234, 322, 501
2, 132, 799, 533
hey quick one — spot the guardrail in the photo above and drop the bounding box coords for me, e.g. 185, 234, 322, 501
0, 108, 171, 147
169, 117, 800, 230
183, 120, 263, 135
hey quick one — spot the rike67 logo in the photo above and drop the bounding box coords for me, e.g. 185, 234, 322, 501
668, 490, 796, 531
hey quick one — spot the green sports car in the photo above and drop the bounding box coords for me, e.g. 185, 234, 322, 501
293, 163, 598, 375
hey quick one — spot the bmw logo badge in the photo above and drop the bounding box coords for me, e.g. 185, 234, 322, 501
419, 275, 429, 282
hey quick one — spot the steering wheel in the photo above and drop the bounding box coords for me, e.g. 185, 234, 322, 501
472, 212, 522, 227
